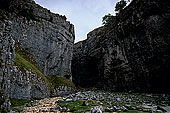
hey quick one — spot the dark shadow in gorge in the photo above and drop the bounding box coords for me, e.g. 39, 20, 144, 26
72, 56, 100, 88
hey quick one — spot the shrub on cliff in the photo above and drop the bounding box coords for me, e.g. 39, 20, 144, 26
115, 0, 127, 13
102, 13, 115, 26
102, 0, 131, 26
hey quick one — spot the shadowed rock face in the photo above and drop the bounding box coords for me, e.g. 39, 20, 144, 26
72, 0, 170, 93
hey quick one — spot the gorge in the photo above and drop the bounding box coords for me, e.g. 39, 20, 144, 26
0, 0, 170, 112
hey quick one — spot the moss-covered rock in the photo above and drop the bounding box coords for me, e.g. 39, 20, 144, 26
14, 52, 49, 85
47, 75, 75, 88
47, 75, 75, 96
14, 44, 75, 98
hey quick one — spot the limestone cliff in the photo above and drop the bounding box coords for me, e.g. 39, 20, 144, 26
8, 0, 75, 78
0, 20, 14, 111
72, 0, 170, 93
0, 0, 75, 109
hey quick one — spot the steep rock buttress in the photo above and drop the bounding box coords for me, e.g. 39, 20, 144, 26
72, 0, 170, 93
0, 0, 75, 110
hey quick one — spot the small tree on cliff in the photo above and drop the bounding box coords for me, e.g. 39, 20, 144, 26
102, 13, 115, 26
115, 0, 127, 13
102, 0, 131, 26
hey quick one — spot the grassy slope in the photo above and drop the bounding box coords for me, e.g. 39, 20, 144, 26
14, 50, 75, 97
14, 52, 49, 85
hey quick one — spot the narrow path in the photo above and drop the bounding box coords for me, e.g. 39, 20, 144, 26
22, 97, 62, 113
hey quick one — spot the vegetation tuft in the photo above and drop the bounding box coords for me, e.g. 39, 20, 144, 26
58, 100, 96, 113
10, 99, 31, 107
115, 0, 127, 13
14, 52, 49, 85
15, 41, 39, 70
47, 75, 75, 88
102, 13, 116, 26
10, 99, 32, 112
102, 0, 131, 26
14, 41, 75, 97
0, 9, 8, 21
47, 75, 75, 96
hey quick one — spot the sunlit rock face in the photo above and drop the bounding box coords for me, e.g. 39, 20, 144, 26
8, 0, 75, 78
0, 0, 75, 102
72, 0, 170, 93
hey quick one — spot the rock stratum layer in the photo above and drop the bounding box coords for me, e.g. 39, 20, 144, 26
0, 0, 75, 111
72, 0, 170, 93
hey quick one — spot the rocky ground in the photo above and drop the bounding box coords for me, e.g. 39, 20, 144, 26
22, 97, 62, 112
12, 90, 170, 113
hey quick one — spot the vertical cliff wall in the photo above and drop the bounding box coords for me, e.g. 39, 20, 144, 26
8, 0, 75, 78
72, 0, 170, 93
0, 20, 14, 97
0, 20, 14, 111
0, 0, 75, 102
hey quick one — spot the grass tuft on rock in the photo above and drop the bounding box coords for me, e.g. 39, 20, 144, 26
10, 99, 31, 107
58, 100, 92, 113
14, 52, 49, 85
10, 99, 31, 112
15, 41, 40, 70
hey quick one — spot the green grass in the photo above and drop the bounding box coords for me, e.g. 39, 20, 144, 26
14, 43, 76, 97
10, 99, 31, 112
10, 99, 33, 112
14, 51, 75, 97
58, 99, 153, 113
14, 52, 49, 85
0, 109, 7, 113
15, 42, 40, 70
47, 75, 75, 96
47, 75, 75, 88
10, 99, 31, 107
58, 100, 92, 113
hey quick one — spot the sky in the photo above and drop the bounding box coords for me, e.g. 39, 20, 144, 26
34, 0, 119, 42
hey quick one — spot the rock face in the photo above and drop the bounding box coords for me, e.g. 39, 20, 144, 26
0, 0, 75, 102
0, 20, 14, 99
10, 67, 50, 99
0, 19, 50, 100
0, 20, 14, 111
72, 0, 170, 93
8, 0, 75, 78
